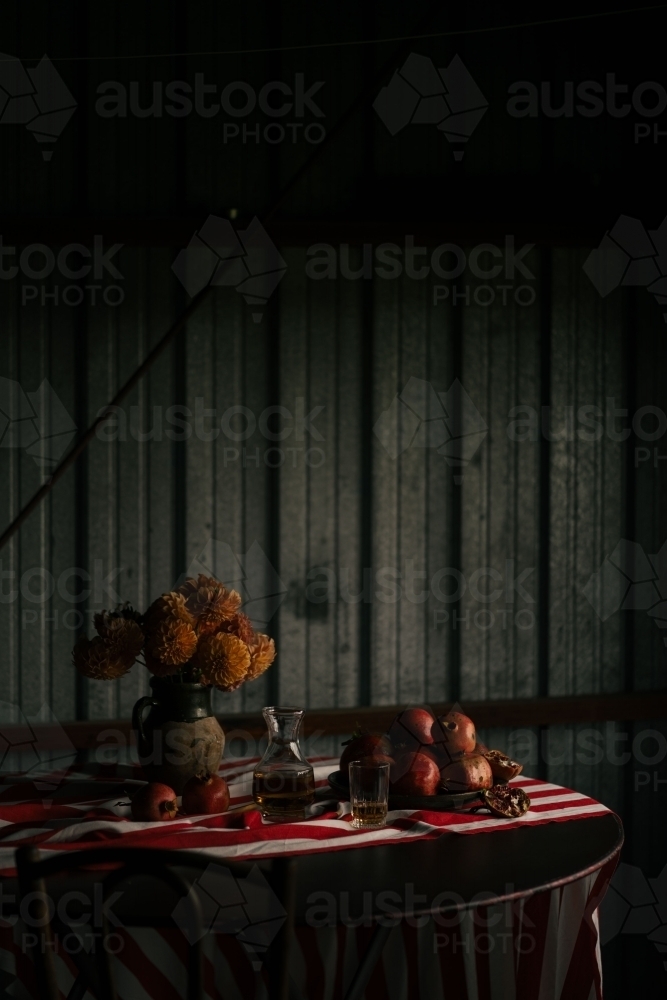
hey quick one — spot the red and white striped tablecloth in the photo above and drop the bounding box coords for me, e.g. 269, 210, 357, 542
0, 756, 619, 999
0, 756, 612, 873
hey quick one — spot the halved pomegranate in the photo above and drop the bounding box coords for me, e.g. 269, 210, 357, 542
481, 785, 530, 818
483, 749, 523, 782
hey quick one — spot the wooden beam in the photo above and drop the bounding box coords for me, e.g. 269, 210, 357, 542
7, 691, 667, 750
220, 691, 667, 741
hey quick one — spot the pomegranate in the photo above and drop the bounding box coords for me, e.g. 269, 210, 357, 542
131, 782, 178, 822
483, 749, 523, 782
182, 771, 230, 815
388, 708, 436, 751
390, 750, 440, 796
357, 754, 394, 768
340, 731, 392, 775
432, 710, 476, 758
440, 753, 493, 792
481, 785, 530, 818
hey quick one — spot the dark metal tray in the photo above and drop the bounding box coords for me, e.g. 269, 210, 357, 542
327, 770, 484, 811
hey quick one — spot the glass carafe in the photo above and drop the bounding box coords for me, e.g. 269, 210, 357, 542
252, 707, 315, 819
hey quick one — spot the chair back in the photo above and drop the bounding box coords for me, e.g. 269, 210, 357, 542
15, 845, 296, 1000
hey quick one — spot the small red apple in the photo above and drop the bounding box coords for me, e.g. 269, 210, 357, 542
131, 782, 178, 822
432, 710, 477, 758
182, 771, 230, 815
390, 750, 440, 796
388, 708, 436, 751
440, 754, 493, 792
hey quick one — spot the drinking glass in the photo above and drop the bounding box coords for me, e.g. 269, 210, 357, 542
349, 761, 390, 829
252, 707, 315, 820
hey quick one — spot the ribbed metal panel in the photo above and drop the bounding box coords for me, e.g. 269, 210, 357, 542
1, 251, 665, 731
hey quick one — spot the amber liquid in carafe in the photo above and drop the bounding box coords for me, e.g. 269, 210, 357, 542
252, 768, 315, 818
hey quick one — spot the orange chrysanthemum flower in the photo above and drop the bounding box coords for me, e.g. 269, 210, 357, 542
94, 613, 144, 663
147, 618, 198, 666
195, 633, 250, 690
143, 647, 181, 678
177, 574, 219, 598
187, 584, 242, 635
246, 633, 276, 681
143, 592, 195, 630
73, 636, 131, 681
218, 612, 255, 645
73, 579, 277, 687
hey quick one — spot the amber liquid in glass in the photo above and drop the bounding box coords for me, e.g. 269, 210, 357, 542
253, 768, 315, 818
351, 801, 388, 829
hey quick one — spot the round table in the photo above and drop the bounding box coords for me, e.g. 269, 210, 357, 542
2, 811, 623, 1000
290, 812, 622, 919
288, 812, 623, 999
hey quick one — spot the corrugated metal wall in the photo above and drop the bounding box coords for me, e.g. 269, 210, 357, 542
2, 251, 665, 729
